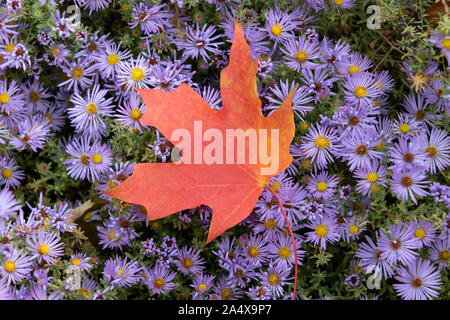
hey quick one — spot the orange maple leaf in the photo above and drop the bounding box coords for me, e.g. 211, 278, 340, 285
105, 20, 296, 243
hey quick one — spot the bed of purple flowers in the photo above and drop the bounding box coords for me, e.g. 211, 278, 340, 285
0, 0, 449, 300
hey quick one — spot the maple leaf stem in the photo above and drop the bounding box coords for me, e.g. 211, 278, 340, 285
265, 185, 298, 301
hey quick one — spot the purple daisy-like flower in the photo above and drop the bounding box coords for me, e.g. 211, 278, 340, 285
0, 157, 24, 189
143, 262, 177, 295
0, 79, 25, 114
117, 56, 153, 92
393, 258, 442, 300
129, 3, 172, 36
409, 219, 437, 249
302, 67, 336, 103
354, 160, 388, 196
341, 216, 368, 243
76, 0, 112, 15
390, 165, 429, 204
423, 80, 449, 113
8, 116, 50, 152
343, 72, 380, 108
304, 214, 340, 250
340, 129, 383, 172
70, 252, 92, 272
30, 284, 64, 300
191, 272, 215, 297
258, 266, 292, 299
0, 12, 17, 43
97, 220, 131, 250
424, 128, 450, 174
267, 235, 304, 269
68, 84, 114, 139
95, 41, 132, 81
300, 124, 341, 169
429, 238, 449, 270
177, 23, 223, 63
49, 202, 76, 234
27, 230, 64, 264
345, 274, 360, 287
281, 34, 320, 72
306, 170, 339, 200
401, 92, 437, 127
378, 222, 420, 265
175, 246, 205, 276
264, 6, 296, 44
103, 255, 141, 290
0, 188, 21, 220
388, 135, 428, 171
332, 0, 356, 9
58, 58, 95, 93
355, 234, 395, 280
336, 51, 373, 77
241, 234, 269, 267
0, 248, 33, 284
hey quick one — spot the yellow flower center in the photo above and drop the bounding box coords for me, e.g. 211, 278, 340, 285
181, 258, 193, 269
348, 65, 360, 75
131, 67, 145, 81
442, 38, 450, 50
5, 43, 14, 53
248, 246, 259, 257
268, 273, 280, 285
315, 224, 328, 238
29, 92, 40, 103
38, 244, 50, 255
371, 185, 380, 193
354, 86, 367, 98
92, 153, 102, 164
316, 182, 327, 192
278, 246, 291, 259
300, 122, 308, 131
270, 181, 281, 193
72, 258, 81, 266
2, 169, 13, 179
85, 102, 97, 114
81, 288, 89, 297
154, 278, 165, 289
221, 288, 232, 299
334, 0, 343, 5
414, 228, 426, 239
315, 136, 329, 149
107, 230, 118, 241
4, 261, 16, 273
107, 53, 120, 65
439, 250, 449, 261
0, 92, 10, 104
107, 179, 117, 190
123, 3, 130, 11
130, 108, 142, 120
198, 283, 207, 292
72, 67, 84, 79
399, 123, 410, 133
271, 24, 283, 36
295, 51, 308, 63
349, 225, 359, 235
117, 269, 126, 278
302, 159, 312, 169
425, 145, 437, 158
366, 172, 378, 182
81, 155, 90, 165
263, 218, 276, 230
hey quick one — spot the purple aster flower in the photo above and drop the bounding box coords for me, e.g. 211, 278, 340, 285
0, 157, 24, 189
117, 56, 153, 92
341, 129, 383, 171
409, 219, 437, 249
70, 253, 92, 272
33, 267, 53, 287
143, 262, 177, 295
0, 79, 25, 114
213, 275, 244, 300
177, 23, 223, 63
345, 274, 360, 287
300, 124, 341, 169
247, 285, 273, 300
304, 214, 340, 250
241, 234, 269, 267
343, 72, 380, 108
22, 80, 51, 113
30, 285, 64, 300
175, 246, 205, 276
267, 235, 304, 269
424, 128, 450, 174
265, 6, 296, 44
191, 273, 215, 297
267, 80, 314, 121
390, 165, 429, 204
429, 30, 450, 62
1, 43, 31, 71
197, 85, 222, 110
378, 222, 420, 265
96, 161, 134, 199
423, 80, 449, 113
355, 234, 395, 280
319, 37, 351, 71
129, 3, 172, 36
393, 258, 442, 300
392, 114, 422, 137
258, 266, 292, 299
302, 67, 336, 103
341, 216, 368, 242
306, 171, 339, 200
149, 61, 188, 92
354, 160, 388, 196
332, 105, 376, 136
51, 10, 79, 38
75, 0, 112, 15
59, 58, 95, 93
49, 202, 76, 234
80, 277, 99, 299
429, 238, 449, 270
213, 237, 242, 270
97, 221, 131, 250
27, 230, 64, 264
95, 41, 132, 81
0, 188, 21, 220
102, 255, 141, 290
401, 92, 437, 127
336, 51, 373, 77
388, 135, 428, 171
0, 12, 18, 43
281, 34, 320, 72
0, 248, 33, 284
68, 84, 114, 139
8, 116, 50, 152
